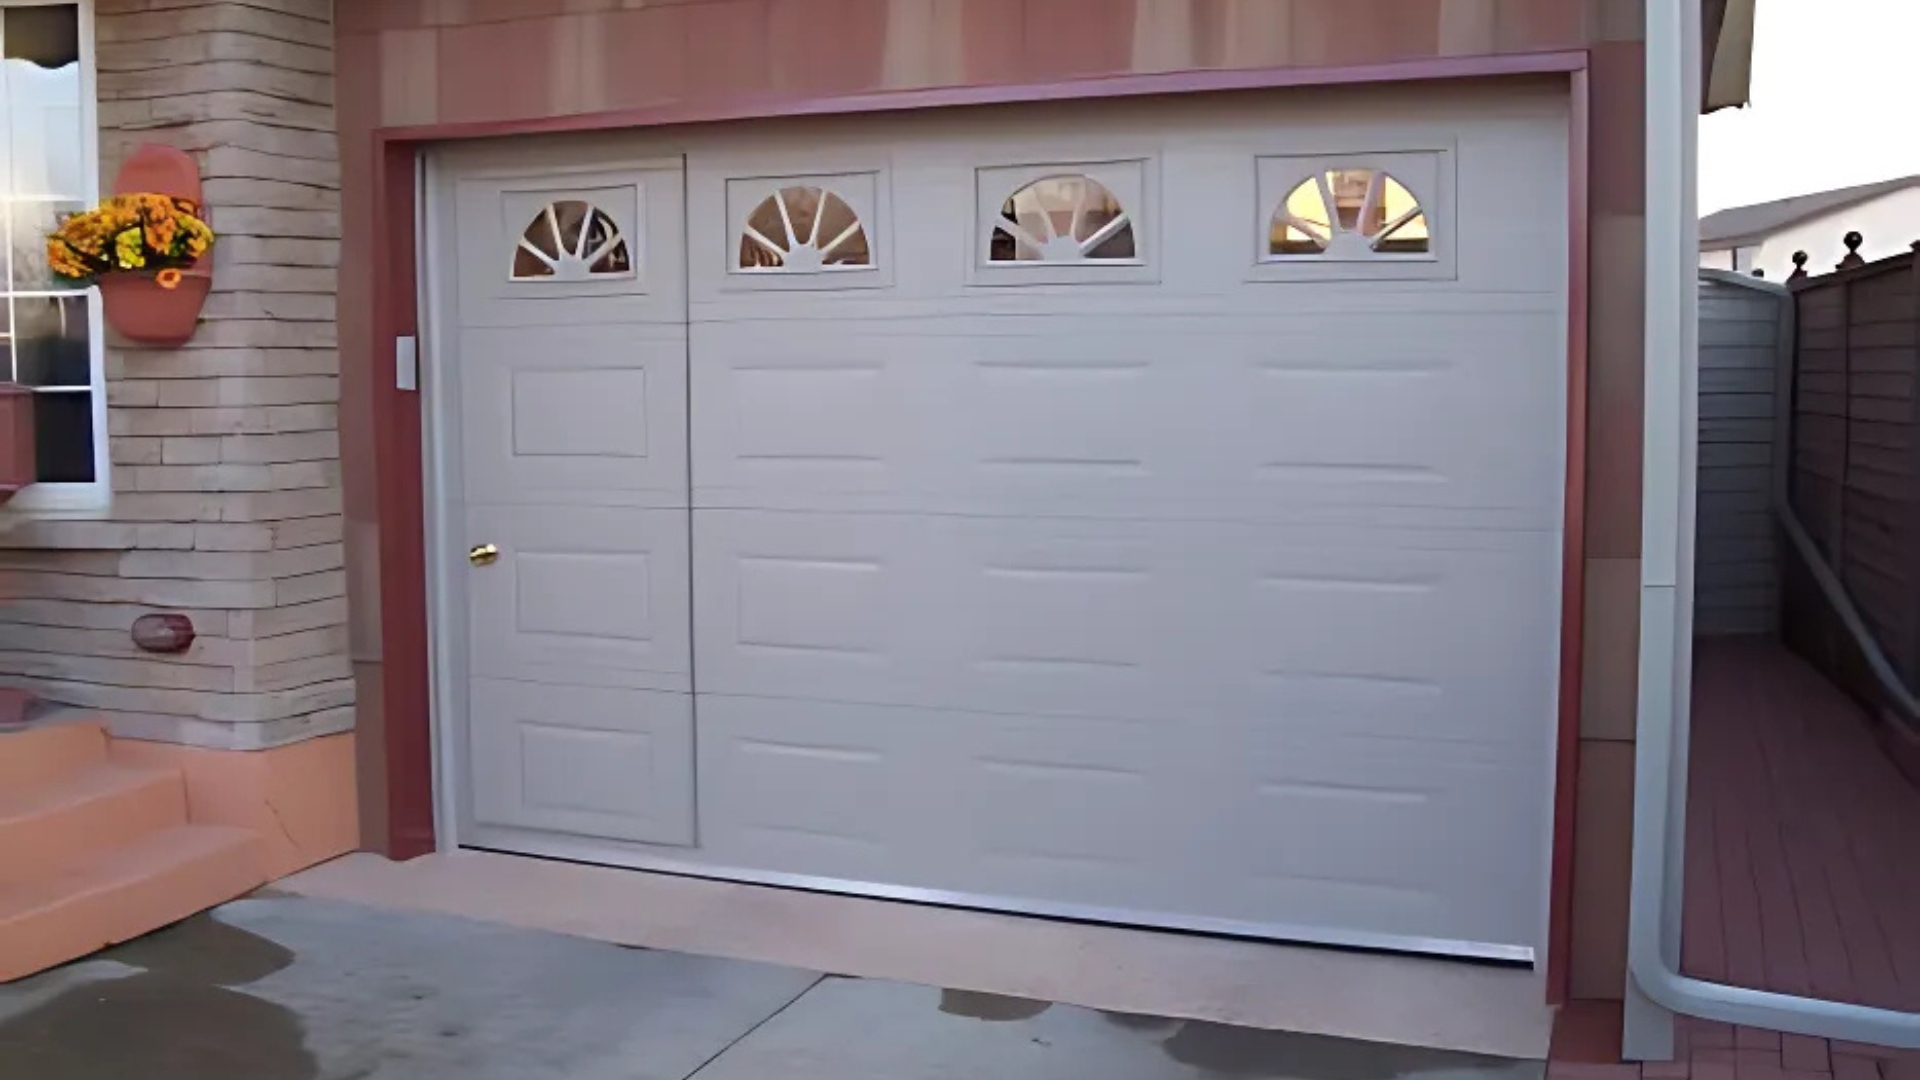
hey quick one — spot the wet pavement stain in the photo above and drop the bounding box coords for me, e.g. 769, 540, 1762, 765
1099, 1008, 1184, 1033
0, 914, 319, 1080
938, 988, 1054, 1022
1162, 1022, 1521, 1080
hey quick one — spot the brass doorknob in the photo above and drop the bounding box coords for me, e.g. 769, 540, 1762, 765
468, 543, 500, 566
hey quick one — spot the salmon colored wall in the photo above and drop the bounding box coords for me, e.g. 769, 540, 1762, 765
109, 734, 360, 881
332, 0, 1648, 1001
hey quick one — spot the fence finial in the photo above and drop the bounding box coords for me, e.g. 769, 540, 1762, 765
1838, 231, 1866, 269
1789, 251, 1810, 280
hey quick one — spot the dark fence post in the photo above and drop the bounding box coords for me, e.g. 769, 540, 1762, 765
1837, 231, 1867, 271
1908, 241, 1920, 686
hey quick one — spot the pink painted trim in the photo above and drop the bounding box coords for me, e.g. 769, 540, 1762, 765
375, 51, 1590, 145
1546, 67, 1593, 1006
370, 140, 433, 861
0, 382, 33, 505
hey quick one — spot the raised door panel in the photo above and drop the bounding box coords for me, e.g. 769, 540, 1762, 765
457, 320, 689, 509
465, 504, 692, 693
469, 678, 695, 846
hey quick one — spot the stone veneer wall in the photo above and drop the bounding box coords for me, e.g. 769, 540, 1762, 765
0, 0, 349, 751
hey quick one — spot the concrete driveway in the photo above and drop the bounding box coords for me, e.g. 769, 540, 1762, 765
0, 894, 1546, 1080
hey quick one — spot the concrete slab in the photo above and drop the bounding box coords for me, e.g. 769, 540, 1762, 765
284, 852, 1556, 1058
691, 976, 1550, 1080
0, 893, 1549, 1080
0, 894, 820, 1080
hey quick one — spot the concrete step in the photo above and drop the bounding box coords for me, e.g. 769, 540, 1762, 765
0, 762, 189, 884
0, 825, 267, 982
0, 722, 107, 792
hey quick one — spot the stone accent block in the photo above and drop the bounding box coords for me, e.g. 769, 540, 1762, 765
0, 1, 349, 752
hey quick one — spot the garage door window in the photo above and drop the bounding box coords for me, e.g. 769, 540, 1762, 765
1253, 150, 1453, 282
734, 182, 873, 273
973, 160, 1155, 286
989, 175, 1136, 263
1271, 170, 1428, 257
511, 199, 634, 281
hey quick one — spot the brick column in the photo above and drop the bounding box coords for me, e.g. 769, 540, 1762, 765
0, 0, 350, 750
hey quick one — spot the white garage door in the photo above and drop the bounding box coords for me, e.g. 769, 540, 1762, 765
430, 82, 1569, 962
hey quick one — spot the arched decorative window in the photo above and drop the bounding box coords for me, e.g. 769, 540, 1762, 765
739, 186, 871, 271
511, 199, 634, 281
990, 175, 1137, 262
1269, 169, 1429, 258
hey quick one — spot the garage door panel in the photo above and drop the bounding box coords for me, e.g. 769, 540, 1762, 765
959, 712, 1199, 889
689, 328, 929, 497
467, 504, 692, 692
1228, 535, 1561, 744
695, 695, 1205, 906
691, 314, 1562, 525
1207, 738, 1544, 945
694, 512, 1209, 718
694, 693, 1534, 947
452, 161, 687, 328
696, 512, 1554, 744
468, 679, 694, 847
692, 510, 944, 705
1235, 320, 1562, 505
693, 695, 953, 881
460, 323, 690, 507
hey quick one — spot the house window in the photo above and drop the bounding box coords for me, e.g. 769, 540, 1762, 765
2, 0, 104, 504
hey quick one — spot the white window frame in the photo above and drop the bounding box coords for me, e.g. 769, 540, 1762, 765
2, 0, 107, 511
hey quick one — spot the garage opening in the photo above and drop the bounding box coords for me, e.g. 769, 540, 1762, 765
420, 82, 1571, 964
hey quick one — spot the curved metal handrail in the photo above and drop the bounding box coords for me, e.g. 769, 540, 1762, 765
1775, 500, 1920, 727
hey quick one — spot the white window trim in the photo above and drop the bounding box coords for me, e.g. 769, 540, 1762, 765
3, 0, 108, 511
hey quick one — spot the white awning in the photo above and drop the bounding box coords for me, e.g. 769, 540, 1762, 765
1705, 0, 1756, 112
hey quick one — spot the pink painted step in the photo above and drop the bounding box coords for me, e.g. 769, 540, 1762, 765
0, 761, 189, 884
0, 721, 107, 792
0, 825, 266, 982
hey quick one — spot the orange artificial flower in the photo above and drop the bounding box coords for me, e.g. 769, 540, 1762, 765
155, 268, 184, 290
43, 194, 216, 284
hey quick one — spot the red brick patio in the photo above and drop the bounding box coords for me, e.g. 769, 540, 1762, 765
1551, 637, 1920, 1080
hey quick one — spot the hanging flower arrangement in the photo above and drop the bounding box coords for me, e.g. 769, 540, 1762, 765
46, 194, 214, 286
45, 192, 215, 346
